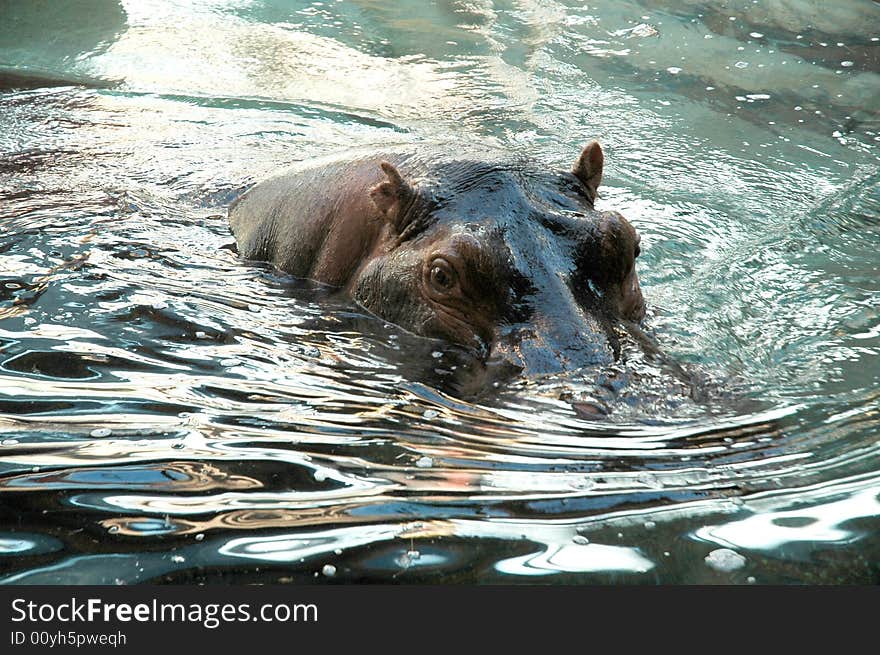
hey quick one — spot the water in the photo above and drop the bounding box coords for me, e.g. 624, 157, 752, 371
0, 0, 878, 584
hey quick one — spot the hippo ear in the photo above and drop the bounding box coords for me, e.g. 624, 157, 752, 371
572, 141, 604, 200
369, 162, 411, 228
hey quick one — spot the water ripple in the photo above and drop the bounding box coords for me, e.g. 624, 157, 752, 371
0, 0, 878, 584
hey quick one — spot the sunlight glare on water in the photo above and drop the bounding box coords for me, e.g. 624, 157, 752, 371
0, 0, 878, 584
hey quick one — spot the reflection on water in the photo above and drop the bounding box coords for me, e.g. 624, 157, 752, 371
0, 0, 878, 584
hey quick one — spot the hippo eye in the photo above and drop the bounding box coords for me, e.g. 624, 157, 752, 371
428, 258, 458, 293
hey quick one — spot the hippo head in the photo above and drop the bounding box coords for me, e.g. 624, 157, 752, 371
350, 142, 645, 384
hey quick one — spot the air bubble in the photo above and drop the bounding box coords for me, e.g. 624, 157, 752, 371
415, 456, 434, 468
90, 428, 112, 438
705, 548, 746, 572
573, 535, 590, 545
322, 564, 336, 577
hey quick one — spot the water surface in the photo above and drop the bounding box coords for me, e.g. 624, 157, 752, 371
0, 0, 878, 584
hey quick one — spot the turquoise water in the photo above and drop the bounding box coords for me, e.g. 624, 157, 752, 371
0, 0, 878, 584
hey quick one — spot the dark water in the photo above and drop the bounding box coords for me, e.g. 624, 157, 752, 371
0, 0, 878, 584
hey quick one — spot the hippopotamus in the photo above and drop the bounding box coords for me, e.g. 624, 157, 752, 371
228, 141, 646, 391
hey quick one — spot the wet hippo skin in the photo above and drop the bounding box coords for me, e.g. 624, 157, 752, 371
228, 142, 646, 387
